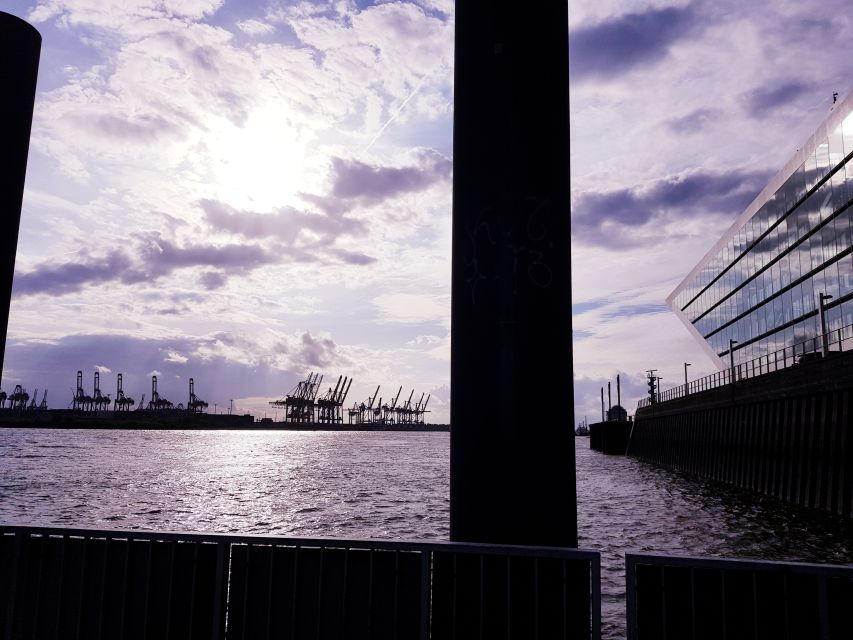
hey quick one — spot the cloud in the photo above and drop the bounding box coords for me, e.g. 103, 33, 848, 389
12, 249, 135, 297
163, 350, 188, 364
742, 80, 814, 118
665, 108, 723, 134
295, 332, 339, 369
198, 271, 228, 290
200, 199, 365, 245
326, 248, 377, 265
237, 19, 274, 36
3, 329, 352, 409
602, 304, 669, 320
569, 6, 698, 81
12, 236, 279, 297
572, 168, 772, 247
373, 293, 449, 325
84, 113, 180, 141
328, 152, 452, 205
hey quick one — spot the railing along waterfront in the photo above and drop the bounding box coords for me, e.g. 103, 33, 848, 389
626, 553, 853, 640
0, 524, 601, 640
638, 322, 853, 409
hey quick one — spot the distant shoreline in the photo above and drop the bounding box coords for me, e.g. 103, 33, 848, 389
0, 409, 449, 432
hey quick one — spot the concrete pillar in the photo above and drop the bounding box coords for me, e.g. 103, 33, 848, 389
450, 3, 575, 546
0, 12, 40, 384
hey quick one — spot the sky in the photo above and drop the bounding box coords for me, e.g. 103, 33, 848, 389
1, 0, 851, 424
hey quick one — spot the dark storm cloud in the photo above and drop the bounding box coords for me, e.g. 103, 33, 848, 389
572, 168, 772, 247
329, 152, 452, 204
569, 6, 698, 81
665, 108, 723, 134
742, 80, 813, 118
12, 237, 279, 298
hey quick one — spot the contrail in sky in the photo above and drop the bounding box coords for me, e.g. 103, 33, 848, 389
363, 61, 445, 152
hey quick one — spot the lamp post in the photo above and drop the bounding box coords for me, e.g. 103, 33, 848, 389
818, 292, 833, 357
729, 339, 738, 383
683, 362, 691, 397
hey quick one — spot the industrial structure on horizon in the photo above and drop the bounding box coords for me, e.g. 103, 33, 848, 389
0, 369, 435, 425
269, 373, 432, 426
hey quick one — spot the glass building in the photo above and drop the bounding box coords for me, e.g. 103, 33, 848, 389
668, 92, 853, 369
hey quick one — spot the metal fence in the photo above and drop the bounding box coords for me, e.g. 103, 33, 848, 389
0, 524, 601, 640
626, 553, 853, 640
638, 322, 853, 408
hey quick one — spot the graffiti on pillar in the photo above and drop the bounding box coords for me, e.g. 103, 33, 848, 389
464, 194, 555, 305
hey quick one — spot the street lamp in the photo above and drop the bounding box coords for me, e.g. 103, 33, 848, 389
818, 292, 833, 357
684, 362, 691, 396
729, 339, 738, 383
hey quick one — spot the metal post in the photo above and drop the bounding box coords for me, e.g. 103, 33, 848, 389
617, 374, 621, 410
729, 339, 738, 382
683, 362, 691, 397
607, 382, 611, 420
600, 387, 605, 423
818, 292, 833, 357
0, 13, 40, 387
450, 2, 575, 547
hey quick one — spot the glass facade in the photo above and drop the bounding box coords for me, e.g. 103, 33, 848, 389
668, 100, 853, 368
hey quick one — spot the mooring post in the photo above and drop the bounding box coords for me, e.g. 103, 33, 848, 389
0, 13, 40, 387
450, 3, 575, 546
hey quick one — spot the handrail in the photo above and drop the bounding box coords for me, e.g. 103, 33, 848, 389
638, 321, 853, 409
0, 523, 602, 640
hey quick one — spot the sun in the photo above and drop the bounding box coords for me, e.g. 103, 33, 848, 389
207, 103, 309, 211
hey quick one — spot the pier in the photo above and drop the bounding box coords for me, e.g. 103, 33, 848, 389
630, 342, 853, 518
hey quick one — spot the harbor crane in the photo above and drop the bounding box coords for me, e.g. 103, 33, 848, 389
92, 372, 111, 411
147, 375, 174, 410
113, 373, 135, 411
9, 385, 29, 411
382, 386, 403, 424
187, 378, 208, 412
317, 375, 352, 424
270, 372, 324, 423
72, 371, 94, 411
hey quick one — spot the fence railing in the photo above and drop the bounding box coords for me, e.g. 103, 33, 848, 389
625, 553, 853, 640
638, 322, 853, 408
0, 524, 601, 640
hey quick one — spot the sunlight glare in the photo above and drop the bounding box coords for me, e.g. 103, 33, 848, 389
208, 103, 309, 211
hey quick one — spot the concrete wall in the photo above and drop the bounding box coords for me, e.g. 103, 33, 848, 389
630, 353, 853, 518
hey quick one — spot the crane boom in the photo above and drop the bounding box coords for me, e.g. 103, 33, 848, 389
341, 378, 353, 404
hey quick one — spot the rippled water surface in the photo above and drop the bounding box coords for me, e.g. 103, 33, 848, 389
1, 429, 852, 639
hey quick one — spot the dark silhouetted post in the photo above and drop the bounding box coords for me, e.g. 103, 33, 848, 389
451, 3, 574, 546
0, 12, 40, 385
617, 374, 621, 408
607, 381, 612, 418
818, 292, 832, 357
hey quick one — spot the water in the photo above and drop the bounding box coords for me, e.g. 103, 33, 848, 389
1, 429, 851, 638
